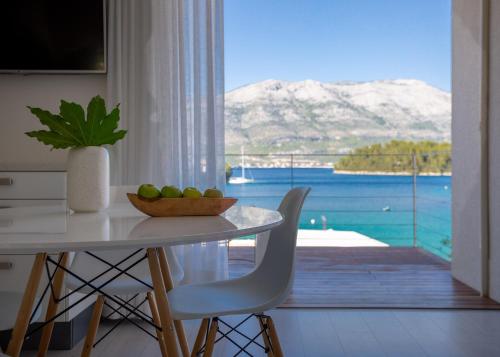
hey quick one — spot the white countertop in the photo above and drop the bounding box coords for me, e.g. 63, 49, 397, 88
0, 203, 283, 254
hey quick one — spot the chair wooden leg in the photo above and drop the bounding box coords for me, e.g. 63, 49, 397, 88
266, 317, 283, 357
204, 318, 218, 357
6, 253, 47, 357
257, 316, 274, 357
38, 252, 69, 357
147, 248, 179, 357
157, 247, 190, 357
191, 318, 210, 357
174, 320, 190, 357
81, 295, 105, 357
147, 292, 169, 357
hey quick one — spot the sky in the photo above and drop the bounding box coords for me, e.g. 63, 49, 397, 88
224, 0, 451, 92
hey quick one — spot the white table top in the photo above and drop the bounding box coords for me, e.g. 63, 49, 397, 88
0, 204, 283, 254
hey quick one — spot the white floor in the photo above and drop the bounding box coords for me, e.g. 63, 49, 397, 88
230, 229, 388, 247
28, 308, 500, 357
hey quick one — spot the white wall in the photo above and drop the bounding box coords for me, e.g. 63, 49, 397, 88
0, 74, 106, 169
488, 1, 500, 301
451, 0, 488, 293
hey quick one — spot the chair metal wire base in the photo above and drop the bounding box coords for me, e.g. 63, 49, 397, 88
25, 250, 161, 348
196, 314, 274, 357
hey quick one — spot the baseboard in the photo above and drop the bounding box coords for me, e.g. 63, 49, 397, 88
0, 302, 94, 351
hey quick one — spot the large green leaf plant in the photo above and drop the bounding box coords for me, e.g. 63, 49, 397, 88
25, 96, 127, 149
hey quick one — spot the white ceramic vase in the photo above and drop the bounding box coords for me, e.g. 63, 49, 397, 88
67, 147, 110, 212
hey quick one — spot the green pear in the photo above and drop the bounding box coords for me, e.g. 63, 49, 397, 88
183, 187, 202, 198
203, 188, 223, 198
161, 185, 182, 198
137, 184, 160, 199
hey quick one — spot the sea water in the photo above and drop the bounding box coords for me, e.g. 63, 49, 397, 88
226, 168, 452, 260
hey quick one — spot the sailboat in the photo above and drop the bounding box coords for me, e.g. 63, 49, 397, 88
229, 147, 254, 184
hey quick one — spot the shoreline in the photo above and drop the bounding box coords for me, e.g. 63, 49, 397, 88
230, 167, 452, 176
333, 170, 451, 176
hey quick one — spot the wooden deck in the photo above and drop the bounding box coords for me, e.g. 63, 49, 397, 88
228, 247, 500, 309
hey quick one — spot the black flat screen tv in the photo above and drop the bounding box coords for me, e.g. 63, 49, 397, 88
0, 0, 106, 73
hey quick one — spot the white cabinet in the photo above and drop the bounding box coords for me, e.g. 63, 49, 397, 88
0, 171, 90, 322
0, 254, 44, 291
0, 171, 66, 199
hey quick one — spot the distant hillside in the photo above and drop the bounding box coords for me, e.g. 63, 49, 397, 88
225, 79, 451, 155
334, 140, 451, 174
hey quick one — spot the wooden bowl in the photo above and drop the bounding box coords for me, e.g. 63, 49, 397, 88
127, 193, 238, 217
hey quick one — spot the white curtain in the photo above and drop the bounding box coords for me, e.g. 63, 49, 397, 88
104, 0, 226, 318
107, 0, 225, 190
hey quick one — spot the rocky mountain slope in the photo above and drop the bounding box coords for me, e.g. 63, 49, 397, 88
225, 79, 451, 155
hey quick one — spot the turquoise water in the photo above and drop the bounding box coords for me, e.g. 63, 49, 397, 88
226, 168, 452, 260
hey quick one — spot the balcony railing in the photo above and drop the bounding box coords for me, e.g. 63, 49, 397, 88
225, 152, 452, 260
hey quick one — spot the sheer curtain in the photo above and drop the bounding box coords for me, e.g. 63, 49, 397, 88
107, 0, 225, 190
104, 0, 227, 318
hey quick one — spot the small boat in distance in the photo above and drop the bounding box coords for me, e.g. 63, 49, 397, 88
382, 206, 391, 212
229, 147, 254, 184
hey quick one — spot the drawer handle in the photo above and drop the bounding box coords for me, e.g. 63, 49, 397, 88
0, 177, 13, 186
0, 262, 13, 270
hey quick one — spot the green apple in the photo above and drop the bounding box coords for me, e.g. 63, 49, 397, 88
183, 187, 202, 198
203, 188, 223, 198
161, 185, 182, 198
137, 184, 160, 199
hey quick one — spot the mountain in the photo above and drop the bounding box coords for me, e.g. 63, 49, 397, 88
225, 79, 451, 156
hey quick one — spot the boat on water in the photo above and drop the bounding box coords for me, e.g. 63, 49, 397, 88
229, 147, 254, 184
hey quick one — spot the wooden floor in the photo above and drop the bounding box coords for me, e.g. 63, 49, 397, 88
229, 247, 500, 309
21, 247, 500, 356
27, 309, 500, 357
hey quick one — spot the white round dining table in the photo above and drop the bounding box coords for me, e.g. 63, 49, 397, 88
0, 203, 283, 357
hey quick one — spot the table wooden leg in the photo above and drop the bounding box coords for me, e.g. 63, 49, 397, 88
6, 253, 47, 357
81, 295, 105, 357
147, 248, 179, 357
37, 252, 69, 357
157, 247, 190, 357
147, 292, 168, 357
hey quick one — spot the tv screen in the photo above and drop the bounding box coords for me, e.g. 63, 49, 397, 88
0, 0, 106, 73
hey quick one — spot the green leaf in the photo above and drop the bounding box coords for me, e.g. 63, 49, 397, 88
59, 100, 88, 145
26, 97, 126, 149
92, 105, 127, 146
25, 130, 80, 149
98, 106, 120, 135
27, 107, 83, 145
93, 130, 127, 146
86, 96, 106, 144
92, 105, 120, 145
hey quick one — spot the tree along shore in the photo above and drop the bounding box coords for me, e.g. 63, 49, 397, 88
334, 140, 451, 175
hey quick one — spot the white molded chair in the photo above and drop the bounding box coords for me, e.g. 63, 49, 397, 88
168, 187, 310, 356
66, 186, 184, 357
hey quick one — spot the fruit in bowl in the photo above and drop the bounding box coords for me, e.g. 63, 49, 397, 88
161, 185, 183, 198
204, 188, 223, 198
129, 184, 234, 216
183, 187, 202, 198
137, 184, 161, 199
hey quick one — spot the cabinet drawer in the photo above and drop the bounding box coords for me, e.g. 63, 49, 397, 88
0, 255, 37, 291
0, 199, 66, 210
0, 172, 66, 199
